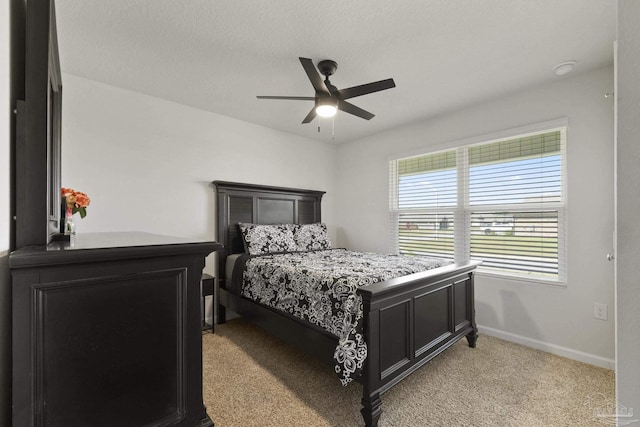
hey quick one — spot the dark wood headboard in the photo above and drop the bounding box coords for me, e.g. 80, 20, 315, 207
212, 181, 325, 283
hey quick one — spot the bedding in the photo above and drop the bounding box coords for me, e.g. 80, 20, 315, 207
239, 222, 333, 254
289, 222, 332, 251
232, 249, 452, 385
239, 223, 297, 255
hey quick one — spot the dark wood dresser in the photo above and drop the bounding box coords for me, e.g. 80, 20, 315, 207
9, 232, 221, 427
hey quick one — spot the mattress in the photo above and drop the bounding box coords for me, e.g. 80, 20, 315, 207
225, 253, 243, 290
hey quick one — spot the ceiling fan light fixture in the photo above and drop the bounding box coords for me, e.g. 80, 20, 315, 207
316, 104, 337, 118
316, 98, 338, 118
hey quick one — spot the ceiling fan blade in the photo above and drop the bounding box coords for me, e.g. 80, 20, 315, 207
301, 107, 317, 124
299, 57, 330, 96
337, 78, 396, 100
338, 101, 375, 120
257, 96, 315, 100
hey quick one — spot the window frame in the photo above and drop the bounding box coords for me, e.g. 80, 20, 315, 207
389, 120, 568, 285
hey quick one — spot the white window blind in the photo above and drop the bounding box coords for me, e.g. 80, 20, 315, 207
468, 131, 565, 278
390, 150, 457, 260
389, 127, 566, 282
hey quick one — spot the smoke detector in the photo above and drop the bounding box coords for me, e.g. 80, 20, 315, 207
553, 61, 577, 76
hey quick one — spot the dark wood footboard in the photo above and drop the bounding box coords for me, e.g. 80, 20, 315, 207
357, 261, 480, 426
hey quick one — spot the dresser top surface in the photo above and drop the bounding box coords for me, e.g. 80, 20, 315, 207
10, 232, 222, 268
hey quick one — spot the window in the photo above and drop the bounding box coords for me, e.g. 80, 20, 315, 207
389, 126, 566, 282
390, 150, 458, 261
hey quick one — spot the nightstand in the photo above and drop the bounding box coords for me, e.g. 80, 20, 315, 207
201, 273, 215, 332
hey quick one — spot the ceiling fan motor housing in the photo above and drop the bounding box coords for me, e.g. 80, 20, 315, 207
317, 60, 338, 77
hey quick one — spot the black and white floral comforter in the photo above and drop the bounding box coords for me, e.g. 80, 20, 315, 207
236, 249, 451, 385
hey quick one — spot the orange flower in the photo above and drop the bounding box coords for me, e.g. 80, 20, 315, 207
74, 192, 91, 208
61, 187, 90, 218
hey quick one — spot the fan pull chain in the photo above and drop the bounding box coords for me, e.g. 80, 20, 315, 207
316, 118, 336, 139
332, 116, 335, 140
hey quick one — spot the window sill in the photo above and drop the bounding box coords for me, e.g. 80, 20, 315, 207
476, 270, 567, 288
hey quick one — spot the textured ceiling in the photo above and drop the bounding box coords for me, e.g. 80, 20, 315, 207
55, 0, 616, 144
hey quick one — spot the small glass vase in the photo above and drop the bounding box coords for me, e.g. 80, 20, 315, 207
64, 207, 76, 235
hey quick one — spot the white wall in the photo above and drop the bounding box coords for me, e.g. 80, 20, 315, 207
61, 74, 338, 278
616, 0, 640, 415
0, 0, 12, 424
336, 66, 615, 366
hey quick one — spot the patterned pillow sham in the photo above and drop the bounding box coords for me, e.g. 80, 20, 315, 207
239, 223, 297, 255
290, 222, 332, 251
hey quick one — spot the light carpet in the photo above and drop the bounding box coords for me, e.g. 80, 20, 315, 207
202, 319, 614, 427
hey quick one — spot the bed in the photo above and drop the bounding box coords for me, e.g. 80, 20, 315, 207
213, 181, 480, 427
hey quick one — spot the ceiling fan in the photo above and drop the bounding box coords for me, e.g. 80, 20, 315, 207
257, 57, 396, 124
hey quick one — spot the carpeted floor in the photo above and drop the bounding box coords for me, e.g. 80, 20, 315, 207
202, 319, 614, 427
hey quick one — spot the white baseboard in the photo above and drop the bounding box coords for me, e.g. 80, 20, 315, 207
478, 325, 615, 370
200, 303, 615, 370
